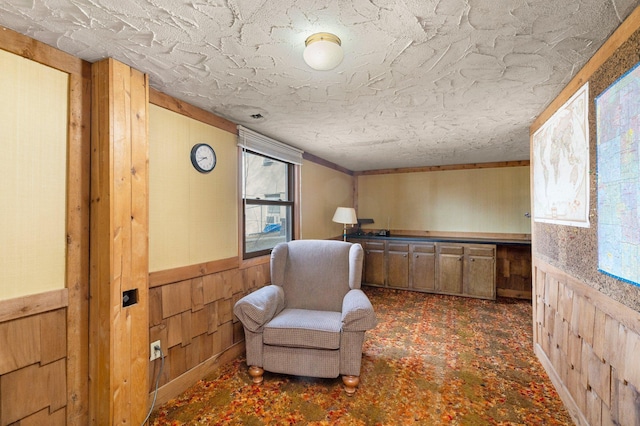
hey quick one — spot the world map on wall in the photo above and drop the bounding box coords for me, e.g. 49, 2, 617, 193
596, 61, 640, 287
533, 83, 590, 227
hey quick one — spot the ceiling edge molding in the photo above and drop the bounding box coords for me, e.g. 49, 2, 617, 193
149, 88, 237, 134
302, 151, 354, 176
354, 160, 531, 176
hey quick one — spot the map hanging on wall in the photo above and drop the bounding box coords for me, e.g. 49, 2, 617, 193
596, 61, 640, 287
533, 83, 590, 227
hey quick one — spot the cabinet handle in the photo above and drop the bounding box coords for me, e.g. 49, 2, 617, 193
403, 254, 407, 257
471, 258, 475, 262
458, 257, 462, 261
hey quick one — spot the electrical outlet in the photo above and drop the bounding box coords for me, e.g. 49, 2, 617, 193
150, 340, 162, 361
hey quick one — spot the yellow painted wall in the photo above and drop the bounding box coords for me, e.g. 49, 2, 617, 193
0, 50, 68, 300
358, 166, 531, 234
300, 160, 355, 239
149, 105, 238, 272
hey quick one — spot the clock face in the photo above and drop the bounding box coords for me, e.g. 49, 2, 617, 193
190, 143, 216, 173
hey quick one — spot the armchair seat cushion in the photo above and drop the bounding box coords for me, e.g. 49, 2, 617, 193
263, 309, 342, 350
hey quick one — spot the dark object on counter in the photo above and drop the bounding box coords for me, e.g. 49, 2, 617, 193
356, 218, 374, 235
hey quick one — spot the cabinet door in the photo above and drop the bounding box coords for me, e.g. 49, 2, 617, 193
387, 243, 409, 288
411, 244, 436, 291
465, 245, 496, 299
363, 241, 385, 286
437, 244, 464, 295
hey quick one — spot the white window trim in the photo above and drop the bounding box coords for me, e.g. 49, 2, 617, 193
237, 125, 304, 165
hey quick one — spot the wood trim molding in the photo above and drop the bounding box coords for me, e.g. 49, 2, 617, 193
149, 256, 240, 287
302, 151, 354, 175
293, 164, 302, 241
147, 342, 244, 409
0, 289, 68, 322
496, 288, 532, 299
0, 26, 90, 77
66, 64, 92, 426
354, 160, 530, 176
239, 254, 270, 270
149, 88, 237, 134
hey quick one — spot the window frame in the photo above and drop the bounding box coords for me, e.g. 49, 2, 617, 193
241, 150, 295, 259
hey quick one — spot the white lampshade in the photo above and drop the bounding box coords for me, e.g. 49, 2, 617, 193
303, 32, 344, 71
332, 207, 357, 225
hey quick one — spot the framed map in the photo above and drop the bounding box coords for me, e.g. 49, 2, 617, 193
533, 83, 590, 227
596, 61, 640, 287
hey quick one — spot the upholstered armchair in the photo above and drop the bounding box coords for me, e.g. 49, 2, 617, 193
233, 239, 377, 395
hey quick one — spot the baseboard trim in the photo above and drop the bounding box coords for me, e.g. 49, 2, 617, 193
148, 342, 245, 409
497, 288, 532, 300
534, 343, 587, 426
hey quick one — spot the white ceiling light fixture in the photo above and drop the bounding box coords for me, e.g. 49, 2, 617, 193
303, 32, 343, 71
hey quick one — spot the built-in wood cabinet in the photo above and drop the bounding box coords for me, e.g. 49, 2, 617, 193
387, 243, 409, 288
362, 241, 385, 286
435, 243, 496, 299
357, 238, 497, 300
410, 243, 436, 291
436, 243, 465, 295
464, 245, 496, 299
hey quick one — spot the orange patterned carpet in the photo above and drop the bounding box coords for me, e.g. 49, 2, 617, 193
149, 287, 572, 425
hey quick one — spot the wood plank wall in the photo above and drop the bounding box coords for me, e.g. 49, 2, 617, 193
0, 27, 91, 426
533, 258, 640, 425
147, 259, 270, 407
146, 87, 271, 408
0, 291, 68, 425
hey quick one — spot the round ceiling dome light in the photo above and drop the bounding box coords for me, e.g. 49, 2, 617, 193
303, 32, 343, 71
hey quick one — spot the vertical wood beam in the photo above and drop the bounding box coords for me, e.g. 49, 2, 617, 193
67, 61, 92, 426
90, 58, 149, 425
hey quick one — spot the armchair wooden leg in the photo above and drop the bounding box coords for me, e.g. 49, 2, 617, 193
249, 365, 264, 384
342, 375, 359, 396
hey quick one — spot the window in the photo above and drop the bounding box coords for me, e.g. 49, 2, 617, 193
238, 126, 303, 259
242, 151, 294, 257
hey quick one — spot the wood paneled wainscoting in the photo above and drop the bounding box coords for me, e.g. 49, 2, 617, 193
533, 258, 640, 426
147, 257, 270, 407
0, 290, 69, 425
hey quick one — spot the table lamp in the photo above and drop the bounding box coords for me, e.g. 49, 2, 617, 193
332, 207, 358, 241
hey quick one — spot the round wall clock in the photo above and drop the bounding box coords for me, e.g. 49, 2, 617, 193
190, 143, 216, 173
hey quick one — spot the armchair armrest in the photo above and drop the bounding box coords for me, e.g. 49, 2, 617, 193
341, 289, 377, 332
233, 285, 285, 332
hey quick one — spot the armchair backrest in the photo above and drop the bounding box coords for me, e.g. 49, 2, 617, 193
270, 240, 363, 312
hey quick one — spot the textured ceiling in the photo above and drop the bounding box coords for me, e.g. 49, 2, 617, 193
1, 0, 638, 171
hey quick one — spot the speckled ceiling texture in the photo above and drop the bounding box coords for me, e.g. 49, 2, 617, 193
1, 0, 638, 171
